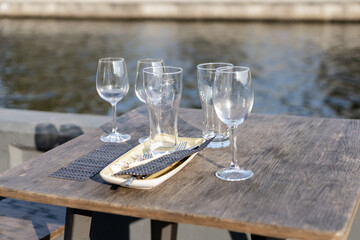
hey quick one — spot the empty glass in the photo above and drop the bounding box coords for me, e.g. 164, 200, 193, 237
213, 66, 254, 181
197, 63, 233, 148
96, 57, 131, 143
134, 58, 164, 143
143, 66, 183, 153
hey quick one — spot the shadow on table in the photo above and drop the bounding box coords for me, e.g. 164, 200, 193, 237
196, 153, 225, 169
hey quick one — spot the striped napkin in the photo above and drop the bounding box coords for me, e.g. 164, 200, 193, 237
114, 137, 214, 178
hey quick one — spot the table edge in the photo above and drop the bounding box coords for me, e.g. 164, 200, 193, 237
0, 186, 347, 240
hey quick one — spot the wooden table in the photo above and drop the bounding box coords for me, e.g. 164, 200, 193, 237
0, 106, 359, 240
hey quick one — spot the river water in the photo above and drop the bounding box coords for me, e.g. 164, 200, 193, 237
0, 19, 359, 118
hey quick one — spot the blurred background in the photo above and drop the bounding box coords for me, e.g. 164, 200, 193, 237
1, 19, 359, 118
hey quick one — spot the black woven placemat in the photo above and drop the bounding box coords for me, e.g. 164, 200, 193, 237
49, 143, 134, 181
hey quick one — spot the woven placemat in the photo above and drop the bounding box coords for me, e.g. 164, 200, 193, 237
49, 143, 134, 181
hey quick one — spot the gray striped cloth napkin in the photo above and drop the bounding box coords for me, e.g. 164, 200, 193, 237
114, 137, 214, 178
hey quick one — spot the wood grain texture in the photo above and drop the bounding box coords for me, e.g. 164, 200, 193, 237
0, 106, 359, 240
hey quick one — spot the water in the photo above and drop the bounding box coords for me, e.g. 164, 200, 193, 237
0, 19, 360, 119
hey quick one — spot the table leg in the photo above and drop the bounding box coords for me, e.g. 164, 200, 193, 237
151, 220, 178, 240
64, 208, 93, 240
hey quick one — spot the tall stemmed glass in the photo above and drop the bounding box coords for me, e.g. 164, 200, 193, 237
213, 66, 254, 181
134, 58, 164, 143
96, 57, 131, 143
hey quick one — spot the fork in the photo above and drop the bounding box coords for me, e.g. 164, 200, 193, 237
176, 141, 188, 151
150, 141, 188, 157
124, 142, 187, 187
125, 152, 152, 187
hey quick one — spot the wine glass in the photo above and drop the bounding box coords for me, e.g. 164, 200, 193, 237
134, 58, 164, 143
213, 66, 254, 181
96, 57, 131, 143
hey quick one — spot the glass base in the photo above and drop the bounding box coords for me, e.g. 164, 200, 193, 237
138, 136, 149, 144
100, 132, 131, 143
204, 133, 230, 149
216, 167, 253, 181
207, 139, 230, 149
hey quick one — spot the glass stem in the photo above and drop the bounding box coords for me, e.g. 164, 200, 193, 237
230, 125, 239, 169
112, 103, 118, 134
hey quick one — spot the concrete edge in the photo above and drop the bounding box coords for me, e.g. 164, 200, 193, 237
0, 108, 108, 172
0, 108, 108, 134
1, 0, 360, 21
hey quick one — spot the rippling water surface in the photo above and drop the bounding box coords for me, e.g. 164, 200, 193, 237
0, 19, 359, 118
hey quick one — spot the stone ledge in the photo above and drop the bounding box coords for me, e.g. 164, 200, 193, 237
0, 108, 108, 172
0, 0, 360, 21
0, 108, 108, 134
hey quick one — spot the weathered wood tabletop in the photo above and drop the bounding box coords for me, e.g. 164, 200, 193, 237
0, 106, 359, 240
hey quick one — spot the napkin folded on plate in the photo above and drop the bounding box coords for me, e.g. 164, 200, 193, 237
114, 137, 214, 178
